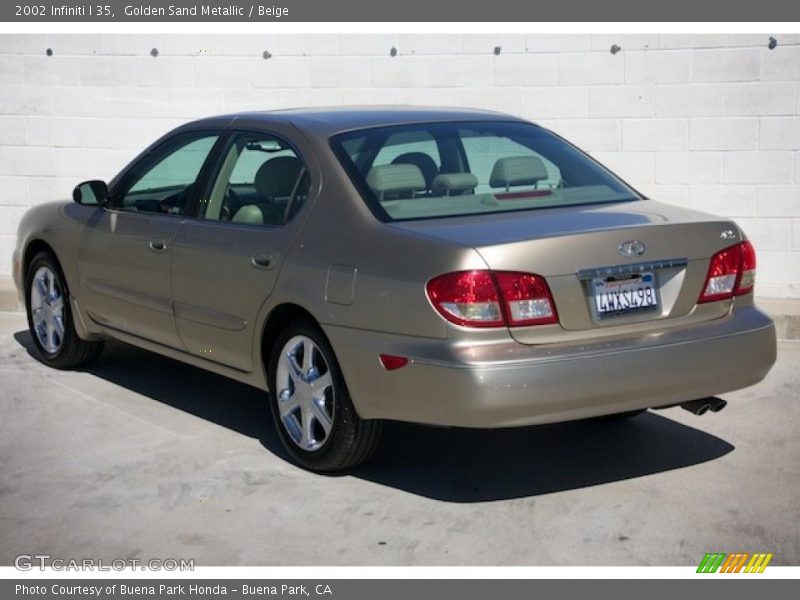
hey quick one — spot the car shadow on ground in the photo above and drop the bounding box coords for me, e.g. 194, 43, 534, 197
15, 331, 735, 503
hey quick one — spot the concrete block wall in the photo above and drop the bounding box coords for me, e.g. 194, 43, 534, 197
1, 33, 799, 298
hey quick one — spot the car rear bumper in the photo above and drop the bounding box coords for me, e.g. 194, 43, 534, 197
326, 305, 777, 428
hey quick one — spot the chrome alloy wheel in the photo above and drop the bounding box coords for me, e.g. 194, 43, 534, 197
275, 335, 335, 452
30, 266, 65, 354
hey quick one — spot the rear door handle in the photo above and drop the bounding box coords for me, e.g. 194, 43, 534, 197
148, 240, 168, 253
251, 252, 275, 269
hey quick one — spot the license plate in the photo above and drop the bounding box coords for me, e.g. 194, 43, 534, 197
592, 272, 658, 318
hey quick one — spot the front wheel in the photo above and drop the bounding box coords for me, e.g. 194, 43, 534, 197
267, 321, 382, 472
25, 251, 103, 369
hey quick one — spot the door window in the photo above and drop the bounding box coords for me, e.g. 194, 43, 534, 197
201, 133, 310, 227
116, 132, 219, 215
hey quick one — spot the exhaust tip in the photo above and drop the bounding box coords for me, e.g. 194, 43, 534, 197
709, 398, 728, 413
681, 399, 712, 416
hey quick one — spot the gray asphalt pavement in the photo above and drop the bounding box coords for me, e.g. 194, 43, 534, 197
0, 313, 797, 566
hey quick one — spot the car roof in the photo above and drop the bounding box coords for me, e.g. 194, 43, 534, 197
193, 106, 528, 137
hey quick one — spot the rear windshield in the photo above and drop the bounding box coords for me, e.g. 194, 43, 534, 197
331, 121, 640, 222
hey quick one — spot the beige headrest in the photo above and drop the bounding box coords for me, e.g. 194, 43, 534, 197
489, 156, 548, 189
366, 164, 426, 197
232, 204, 264, 225
431, 173, 478, 196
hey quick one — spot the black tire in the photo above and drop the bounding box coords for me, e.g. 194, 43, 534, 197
25, 251, 104, 369
267, 320, 382, 472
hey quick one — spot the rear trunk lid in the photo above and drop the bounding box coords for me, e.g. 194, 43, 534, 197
391, 199, 742, 343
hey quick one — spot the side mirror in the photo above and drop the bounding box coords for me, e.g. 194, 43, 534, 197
73, 180, 109, 206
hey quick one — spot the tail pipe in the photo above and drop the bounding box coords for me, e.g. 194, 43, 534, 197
681, 397, 727, 415
709, 397, 727, 412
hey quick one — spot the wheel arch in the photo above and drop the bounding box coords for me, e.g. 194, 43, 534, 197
258, 302, 382, 469
23, 239, 58, 281
259, 303, 328, 386
22, 237, 100, 342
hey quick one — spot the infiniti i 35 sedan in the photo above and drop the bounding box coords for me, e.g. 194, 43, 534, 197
13, 107, 777, 471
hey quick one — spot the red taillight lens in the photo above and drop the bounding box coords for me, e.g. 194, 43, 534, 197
494, 272, 558, 326
735, 240, 756, 296
699, 245, 741, 303
698, 240, 757, 303
426, 270, 504, 327
426, 270, 557, 328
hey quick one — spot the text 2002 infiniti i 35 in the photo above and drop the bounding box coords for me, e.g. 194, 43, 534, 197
13, 107, 777, 471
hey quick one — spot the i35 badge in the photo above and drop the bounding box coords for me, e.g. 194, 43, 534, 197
619, 240, 646, 258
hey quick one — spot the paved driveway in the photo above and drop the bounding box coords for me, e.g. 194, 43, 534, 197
0, 313, 797, 566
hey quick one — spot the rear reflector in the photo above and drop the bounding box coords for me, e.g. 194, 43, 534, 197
426, 270, 557, 328
379, 354, 409, 370
698, 240, 757, 303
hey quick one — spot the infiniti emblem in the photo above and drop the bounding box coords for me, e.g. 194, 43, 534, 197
619, 240, 646, 258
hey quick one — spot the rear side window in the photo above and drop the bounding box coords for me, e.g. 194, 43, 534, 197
200, 132, 310, 227
331, 121, 640, 222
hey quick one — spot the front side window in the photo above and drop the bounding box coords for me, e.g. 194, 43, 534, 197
116, 132, 219, 215
200, 132, 310, 227
332, 121, 640, 222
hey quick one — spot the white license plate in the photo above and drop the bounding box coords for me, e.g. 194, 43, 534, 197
592, 272, 658, 317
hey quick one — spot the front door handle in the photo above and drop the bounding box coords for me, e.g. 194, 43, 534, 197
148, 240, 168, 253
251, 252, 274, 269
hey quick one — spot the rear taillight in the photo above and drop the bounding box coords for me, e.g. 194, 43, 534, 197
735, 240, 756, 296
426, 270, 504, 327
426, 270, 558, 328
494, 272, 558, 326
698, 240, 757, 304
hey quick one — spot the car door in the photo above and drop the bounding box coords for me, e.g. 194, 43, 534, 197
170, 128, 313, 371
76, 130, 222, 348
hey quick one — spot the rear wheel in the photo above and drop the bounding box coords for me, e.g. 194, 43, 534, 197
25, 251, 103, 369
267, 321, 382, 471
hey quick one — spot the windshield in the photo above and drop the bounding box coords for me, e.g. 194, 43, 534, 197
331, 121, 641, 222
